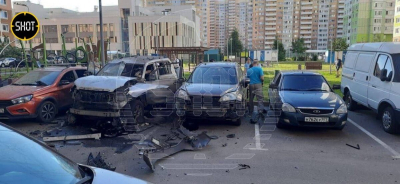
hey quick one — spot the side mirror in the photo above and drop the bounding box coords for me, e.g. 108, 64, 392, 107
60, 80, 70, 85
269, 83, 277, 89
380, 69, 388, 82
332, 84, 341, 90
241, 78, 250, 87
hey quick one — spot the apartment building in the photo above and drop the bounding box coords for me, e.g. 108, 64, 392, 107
13, 0, 199, 56
0, 0, 13, 43
344, 0, 395, 45
393, 0, 400, 42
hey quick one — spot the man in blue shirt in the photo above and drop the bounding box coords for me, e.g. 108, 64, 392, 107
247, 60, 264, 114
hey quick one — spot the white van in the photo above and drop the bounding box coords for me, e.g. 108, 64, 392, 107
341, 43, 400, 134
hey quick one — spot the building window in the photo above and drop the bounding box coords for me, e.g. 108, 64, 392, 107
0, 0, 6, 5
0, 11, 7, 19
2, 24, 8, 32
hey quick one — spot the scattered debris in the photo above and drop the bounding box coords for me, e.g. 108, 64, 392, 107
226, 134, 235, 138
238, 164, 251, 170
226, 170, 230, 173
222, 143, 227, 147
58, 120, 67, 127
66, 141, 82, 145
294, 167, 298, 169
43, 133, 101, 142
115, 144, 133, 154
346, 143, 360, 150
29, 130, 41, 136
87, 152, 116, 171
143, 125, 212, 171
44, 128, 62, 136
209, 135, 218, 139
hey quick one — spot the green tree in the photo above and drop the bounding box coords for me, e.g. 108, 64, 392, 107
228, 29, 243, 56
332, 38, 349, 51
292, 38, 307, 61
273, 39, 286, 61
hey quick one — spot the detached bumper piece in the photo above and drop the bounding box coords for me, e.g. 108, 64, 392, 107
143, 126, 212, 171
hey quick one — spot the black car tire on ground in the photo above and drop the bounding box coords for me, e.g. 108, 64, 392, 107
231, 118, 242, 126
344, 91, 357, 111
37, 101, 57, 123
382, 106, 400, 134
131, 100, 145, 124
0, 63, 4, 67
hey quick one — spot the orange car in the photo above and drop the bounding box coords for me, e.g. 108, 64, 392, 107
0, 66, 86, 122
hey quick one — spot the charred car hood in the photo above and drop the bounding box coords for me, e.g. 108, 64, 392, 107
0, 85, 49, 100
183, 83, 237, 96
82, 165, 149, 184
280, 91, 341, 108
75, 76, 136, 92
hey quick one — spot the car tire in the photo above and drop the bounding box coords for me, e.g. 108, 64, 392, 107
37, 101, 57, 123
0, 63, 4, 68
382, 106, 400, 134
232, 118, 242, 126
344, 91, 357, 111
131, 100, 144, 124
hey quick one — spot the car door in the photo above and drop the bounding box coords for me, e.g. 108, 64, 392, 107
156, 61, 179, 92
351, 52, 376, 106
57, 71, 77, 107
268, 73, 281, 109
368, 54, 393, 110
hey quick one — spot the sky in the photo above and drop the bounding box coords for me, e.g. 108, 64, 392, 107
11, 0, 119, 12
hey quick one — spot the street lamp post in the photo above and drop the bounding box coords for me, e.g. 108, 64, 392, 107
99, 0, 105, 66
153, 23, 159, 55
14, 2, 30, 12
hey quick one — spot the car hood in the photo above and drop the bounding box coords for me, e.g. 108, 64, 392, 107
182, 83, 237, 96
280, 91, 341, 108
75, 76, 136, 92
81, 165, 149, 184
0, 85, 49, 100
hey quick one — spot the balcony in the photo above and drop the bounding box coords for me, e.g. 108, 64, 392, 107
265, 8, 276, 12
265, 13, 276, 16
265, 22, 276, 26
300, 31, 312, 34
301, 11, 313, 15
302, 7, 313, 10
265, 27, 276, 31
300, 21, 312, 25
265, 32, 276, 35
265, 17, 276, 21
300, 17, 312, 20
301, 2, 313, 5
300, 26, 312, 30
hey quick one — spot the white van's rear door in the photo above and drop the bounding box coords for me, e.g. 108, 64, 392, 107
368, 54, 393, 110
351, 52, 376, 106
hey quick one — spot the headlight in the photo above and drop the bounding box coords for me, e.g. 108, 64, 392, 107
11, 95, 33, 105
176, 89, 190, 101
336, 104, 348, 114
282, 103, 296, 113
220, 92, 242, 102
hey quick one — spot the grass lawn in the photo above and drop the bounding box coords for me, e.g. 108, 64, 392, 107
182, 61, 343, 100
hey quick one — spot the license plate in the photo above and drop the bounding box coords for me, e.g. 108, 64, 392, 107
305, 117, 329, 123
0, 108, 4, 113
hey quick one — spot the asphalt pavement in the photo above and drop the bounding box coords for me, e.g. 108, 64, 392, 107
3, 108, 400, 184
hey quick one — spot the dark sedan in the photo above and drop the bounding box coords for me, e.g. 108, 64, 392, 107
269, 71, 347, 130
175, 62, 249, 126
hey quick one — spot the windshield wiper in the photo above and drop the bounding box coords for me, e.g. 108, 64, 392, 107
282, 88, 301, 91
36, 81, 48, 86
305, 88, 329, 92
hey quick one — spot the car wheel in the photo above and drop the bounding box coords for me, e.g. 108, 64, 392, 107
37, 101, 57, 123
332, 125, 345, 131
131, 100, 144, 124
0, 63, 4, 67
232, 118, 242, 126
344, 91, 357, 111
382, 106, 400, 134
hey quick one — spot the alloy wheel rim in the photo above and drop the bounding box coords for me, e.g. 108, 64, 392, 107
382, 111, 392, 129
345, 95, 351, 107
42, 103, 55, 120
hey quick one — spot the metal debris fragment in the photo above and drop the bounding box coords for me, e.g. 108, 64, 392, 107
226, 134, 235, 138
238, 164, 251, 170
87, 152, 116, 171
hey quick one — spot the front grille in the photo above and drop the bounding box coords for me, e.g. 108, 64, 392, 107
78, 90, 116, 103
190, 96, 222, 109
0, 101, 12, 118
299, 109, 333, 115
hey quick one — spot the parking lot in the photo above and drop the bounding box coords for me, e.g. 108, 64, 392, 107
4, 107, 400, 184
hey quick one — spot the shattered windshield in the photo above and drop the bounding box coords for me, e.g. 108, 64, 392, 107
188, 67, 237, 85
97, 63, 144, 77
13, 71, 60, 86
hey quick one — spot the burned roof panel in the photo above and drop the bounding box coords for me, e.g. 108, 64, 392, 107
108, 56, 170, 64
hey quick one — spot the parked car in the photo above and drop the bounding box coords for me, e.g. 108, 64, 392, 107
0, 58, 16, 67
175, 62, 248, 126
341, 43, 400, 134
269, 71, 347, 130
69, 56, 182, 132
0, 122, 148, 184
0, 66, 87, 122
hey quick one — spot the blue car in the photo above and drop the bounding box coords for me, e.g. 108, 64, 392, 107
268, 71, 347, 130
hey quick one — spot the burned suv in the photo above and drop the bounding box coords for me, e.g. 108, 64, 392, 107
68, 56, 182, 132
